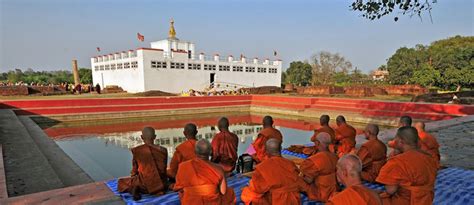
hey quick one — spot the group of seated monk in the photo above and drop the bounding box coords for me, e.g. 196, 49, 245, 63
117, 114, 440, 205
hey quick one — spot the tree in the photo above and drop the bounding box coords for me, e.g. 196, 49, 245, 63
310, 51, 353, 85
285, 61, 312, 86
411, 63, 440, 86
350, 0, 437, 21
386, 46, 428, 84
78, 68, 92, 84
7, 69, 23, 83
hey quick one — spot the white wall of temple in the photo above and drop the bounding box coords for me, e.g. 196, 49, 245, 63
92, 47, 282, 94
91, 51, 145, 93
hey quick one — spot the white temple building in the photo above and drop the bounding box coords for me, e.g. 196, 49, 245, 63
90, 20, 282, 93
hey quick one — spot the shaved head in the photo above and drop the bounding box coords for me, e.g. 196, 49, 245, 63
316, 132, 332, 146
336, 115, 346, 125
414, 122, 425, 131
262, 116, 274, 127
365, 124, 379, 136
320, 115, 330, 125
195, 139, 212, 157
337, 154, 362, 177
141, 127, 156, 140
218, 117, 229, 130
184, 123, 198, 138
399, 116, 412, 127
265, 138, 281, 156
396, 126, 419, 147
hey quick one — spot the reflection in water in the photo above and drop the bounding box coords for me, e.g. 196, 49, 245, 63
49, 115, 376, 181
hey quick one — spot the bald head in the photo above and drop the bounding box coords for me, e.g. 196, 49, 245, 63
262, 116, 274, 127
184, 123, 198, 138
399, 116, 412, 127
320, 115, 330, 126
365, 124, 379, 136
337, 154, 362, 177
218, 117, 229, 131
336, 115, 346, 125
316, 132, 332, 147
195, 139, 212, 158
414, 121, 425, 131
141, 127, 156, 140
265, 138, 281, 156
396, 126, 419, 147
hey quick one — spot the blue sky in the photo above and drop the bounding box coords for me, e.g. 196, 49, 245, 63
1, 0, 473, 73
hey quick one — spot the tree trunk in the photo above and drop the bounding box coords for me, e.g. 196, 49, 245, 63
456, 85, 461, 92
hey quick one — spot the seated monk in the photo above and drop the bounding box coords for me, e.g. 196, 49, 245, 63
174, 139, 236, 205
167, 123, 198, 180
310, 115, 336, 154
334, 115, 357, 157
327, 154, 382, 205
356, 124, 387, 182
211, 117, 239, 176
241, 139, 305, 205
376, 126, 438, 205
414, 122, 440, 167
252, 116, 283, 163
118, 127, 168, 201
299, 132, 338, 202
387, 116, 414, 158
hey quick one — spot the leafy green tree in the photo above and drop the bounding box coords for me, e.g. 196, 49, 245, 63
285, 61, 312, 86
386, 46, 428, 84
7, 69, 23, 83
78, 68, 92, 84
411, 63, 440, 86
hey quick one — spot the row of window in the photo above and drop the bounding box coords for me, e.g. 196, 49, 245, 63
95, 52, 137, 63
94, 61, 138, 71
150, 61, 277, 73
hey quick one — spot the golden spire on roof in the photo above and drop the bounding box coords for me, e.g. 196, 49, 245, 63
168, 18, 176, 39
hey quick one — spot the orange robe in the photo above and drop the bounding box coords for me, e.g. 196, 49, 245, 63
310, 125, 336, 143
356, 138, 387, 182
376, 149, 437, 205
168, 139, 197, 178
211, 131, 239, 174
252, 127, 283, 163
418, 131, 440, 166
299, 151, 338, 202
118, 144, 168, 195
174, 158, 236, 205
241, 156, 304, 205
335, 123, 357, 157
327, 185, 382, 205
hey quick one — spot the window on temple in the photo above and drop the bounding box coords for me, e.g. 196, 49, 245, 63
219, 65, 230, 71
188, 63, 201, 70
232, 66, 243, 72
111, 64, 116, 70
269, 68, 278, 73
204, 64, 216, 71
117, 63, 123, 69
131, 61, 138, 68
257, 67, 267, 73
245, 66, 255, 72
124, 62, 130, 69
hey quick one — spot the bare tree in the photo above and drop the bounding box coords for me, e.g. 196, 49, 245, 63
310, 51, 353, 85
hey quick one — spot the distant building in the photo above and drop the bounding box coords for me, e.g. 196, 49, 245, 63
90, 19, 282, 93
371, 69, 389, 81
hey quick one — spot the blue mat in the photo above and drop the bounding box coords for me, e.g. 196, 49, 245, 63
105, 150, 474, 205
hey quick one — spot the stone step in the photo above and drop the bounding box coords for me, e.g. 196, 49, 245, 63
0, 110, 64, 197
18, 116, 93, 186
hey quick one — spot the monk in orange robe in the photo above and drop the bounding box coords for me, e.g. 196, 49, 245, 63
174, 139, 236, 205
334, 115, 357, 157
327, 154, 382, 205
167, 123, 198, 179
300, 132, 338, 202
252, 116, 283, 163
118, 127, 168, 201
388, 116, 413, 157
308, 115, 336, 154
414, 122, 440, 166
241, 138, 305, 205
356, 124, 387, 182
211, 117, 239, 176
376, 126, 438, 205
